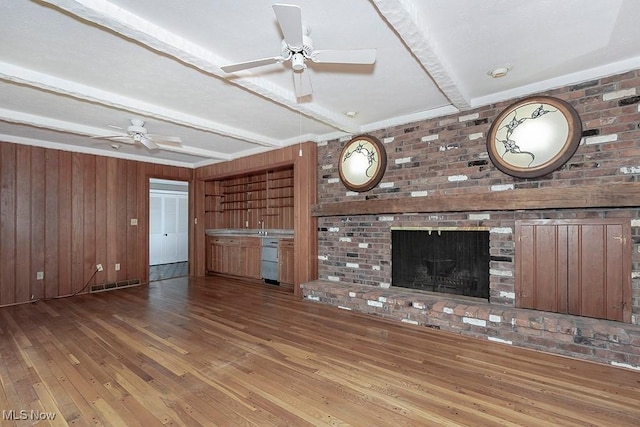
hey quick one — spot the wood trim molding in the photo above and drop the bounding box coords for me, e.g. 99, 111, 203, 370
312, 182, 640, 217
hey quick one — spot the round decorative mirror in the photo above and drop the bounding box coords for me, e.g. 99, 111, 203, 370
338, 135, 387, 192
487, 96, 582, 178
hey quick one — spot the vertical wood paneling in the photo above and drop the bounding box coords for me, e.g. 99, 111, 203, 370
58, 151, 72, 296
15, 145, 31, 303
105, 157, 118, 283
1, 141, 330, 305
293, 142, 318, 294
556, 225, 569, 314
71, 153, 84, 293
83, 155, 96, 288
95, 155, 107, 288
580, 224, 605, 318
566, 225, 580, 316
136, 163, 149, 283
0, 143, 16, 305
605, 224, 625, 321
30, 147, 45, 300
117, 159, 127, 282
44, 149, 59, 298
515, 224, 534, 309
126, 161, 138, 279
532, 225, 560, 312
193, 178, 206, 277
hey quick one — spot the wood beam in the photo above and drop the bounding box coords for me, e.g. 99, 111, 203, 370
312, 182, 640, 216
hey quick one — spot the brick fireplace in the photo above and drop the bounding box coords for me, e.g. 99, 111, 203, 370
303, 70, 640, 369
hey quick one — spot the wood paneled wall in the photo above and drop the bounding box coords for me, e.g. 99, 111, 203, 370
195, 142, 318, 295
0, 142, 193, 306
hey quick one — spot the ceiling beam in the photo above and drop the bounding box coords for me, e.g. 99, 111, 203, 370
0, 107, 233, 161
38, 0, 359, 134
371, 0, 470, 111
0, 61, 276, 148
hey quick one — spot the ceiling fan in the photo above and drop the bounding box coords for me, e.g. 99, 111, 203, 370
91, 119, 182, 150
220, 3, 377, 98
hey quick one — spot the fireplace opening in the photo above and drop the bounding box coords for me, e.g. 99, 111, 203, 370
391, 229, 490, 299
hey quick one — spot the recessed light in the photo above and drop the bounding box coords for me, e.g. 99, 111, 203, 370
345, 111, 358, 118
488, 65, 512, 78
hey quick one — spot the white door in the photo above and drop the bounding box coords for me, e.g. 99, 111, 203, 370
149, 191, 188, 265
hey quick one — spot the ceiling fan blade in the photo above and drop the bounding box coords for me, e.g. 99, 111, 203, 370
273, 3, 303, 50
221, 56, 282, 73
139, 135, 160, 150
147, 134, 183, 146
312, 49, 377, 64
90, 134, 130, 141
292, 69, 312, 98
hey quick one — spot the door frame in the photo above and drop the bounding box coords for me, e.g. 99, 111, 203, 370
148, 178, 190, 270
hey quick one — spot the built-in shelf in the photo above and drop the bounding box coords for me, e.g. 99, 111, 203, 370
204, 166, 294, 229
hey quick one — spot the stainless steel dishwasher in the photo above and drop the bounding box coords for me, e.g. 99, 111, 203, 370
261, 237, 279, 284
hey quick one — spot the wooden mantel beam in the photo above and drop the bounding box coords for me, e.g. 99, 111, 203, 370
312, 182, 640, 217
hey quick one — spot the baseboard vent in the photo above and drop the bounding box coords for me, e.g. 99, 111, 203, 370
90, 279, 141, 293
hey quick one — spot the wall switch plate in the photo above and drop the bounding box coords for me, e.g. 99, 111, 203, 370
130, 218, 138, 226
36, 271, 44, 280
115, 263, 121, 271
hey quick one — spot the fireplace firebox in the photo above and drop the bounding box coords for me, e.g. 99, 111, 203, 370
391, 229, 490, 299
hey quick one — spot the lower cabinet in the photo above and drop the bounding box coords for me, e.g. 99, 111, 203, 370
278, 238, 295, 285
206, 235, 294, 285
207, 236, 261, 280
515, 218, 631, 322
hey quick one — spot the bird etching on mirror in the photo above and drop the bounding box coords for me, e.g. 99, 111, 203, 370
495, 103, 556, 167
343, 142, 377, 177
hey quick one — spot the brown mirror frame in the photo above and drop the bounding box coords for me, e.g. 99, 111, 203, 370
486, 96, 582, 178
338, 134, 387, 192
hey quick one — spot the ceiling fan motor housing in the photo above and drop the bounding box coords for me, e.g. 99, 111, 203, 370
127, 120, 147, 137
281, 35, 314, 63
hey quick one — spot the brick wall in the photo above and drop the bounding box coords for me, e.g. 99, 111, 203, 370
305, 70, 640, 368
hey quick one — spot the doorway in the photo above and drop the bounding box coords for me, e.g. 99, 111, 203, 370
149, 178, 189, 281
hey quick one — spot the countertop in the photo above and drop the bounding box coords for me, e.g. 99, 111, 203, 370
205, 229, 294, 238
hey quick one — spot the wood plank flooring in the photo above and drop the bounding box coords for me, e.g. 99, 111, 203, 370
1, 276, 639, 426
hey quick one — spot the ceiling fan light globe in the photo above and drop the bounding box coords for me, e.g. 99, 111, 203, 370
291, 53, 305, 71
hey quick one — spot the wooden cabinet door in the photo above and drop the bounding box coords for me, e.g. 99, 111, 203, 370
515, 219, 631, 322
278, 239, 295, 285
516, 222, 568, 313
208, 237, 261, 279
244, 242, 262, 280
207, 237, 225, 273
206, 237, 214, 272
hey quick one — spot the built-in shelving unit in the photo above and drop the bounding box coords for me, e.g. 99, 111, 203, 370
204, 166, 294, 230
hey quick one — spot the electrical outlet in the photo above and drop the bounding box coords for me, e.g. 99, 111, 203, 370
96, 264, 104, 272
36, 271, 44, 280
130, 218, 138, 226
115, 263, 121, 271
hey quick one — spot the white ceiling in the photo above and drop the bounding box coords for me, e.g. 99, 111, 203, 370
2, 0, 640, 168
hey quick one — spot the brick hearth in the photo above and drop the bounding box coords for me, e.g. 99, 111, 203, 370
301, 279, 640, 368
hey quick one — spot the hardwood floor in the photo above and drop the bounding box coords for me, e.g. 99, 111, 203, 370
1, 276, 639, 426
